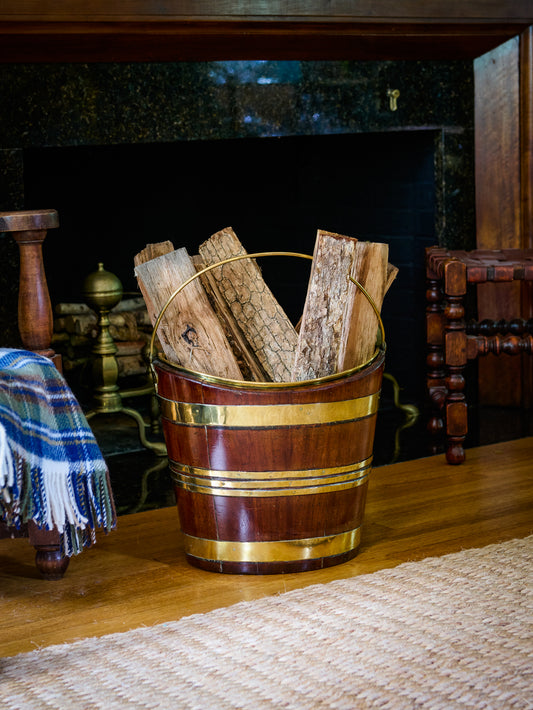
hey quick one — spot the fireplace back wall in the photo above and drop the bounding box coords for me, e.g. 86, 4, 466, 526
1, 59, 475, 403
24, 130, 435, 401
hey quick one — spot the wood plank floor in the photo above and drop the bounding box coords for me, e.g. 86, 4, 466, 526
1, 437, 532, 659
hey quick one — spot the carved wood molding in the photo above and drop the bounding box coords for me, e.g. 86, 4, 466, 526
1, 1, 533, 21
1, 1, 532, 62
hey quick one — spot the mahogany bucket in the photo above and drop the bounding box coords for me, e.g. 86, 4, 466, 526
150, 252, 386, 574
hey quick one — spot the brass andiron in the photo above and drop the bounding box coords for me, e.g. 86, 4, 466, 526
83, 263, 166, 456
383, 373, 419, 464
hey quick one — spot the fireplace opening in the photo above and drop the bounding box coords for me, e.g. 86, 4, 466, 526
24, 129, 436, 406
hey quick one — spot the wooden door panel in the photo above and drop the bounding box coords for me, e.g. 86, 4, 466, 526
474, 37, 522, 406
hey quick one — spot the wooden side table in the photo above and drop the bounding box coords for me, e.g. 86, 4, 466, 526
426, 247, 533, 464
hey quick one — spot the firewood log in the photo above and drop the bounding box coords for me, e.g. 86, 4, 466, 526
291, 230, 359, 381
116, 354, 147, 378
386, 263, 399, 294
198, 227, 298, 382
134, 246, 244, 380
192, 255, 269, 382
112, 297, 147, 313
292, 231, 391, 380
337, 240, 389, 371
114, 339, 146, 357
54, 302, 94, 316
133, 241, 175, 267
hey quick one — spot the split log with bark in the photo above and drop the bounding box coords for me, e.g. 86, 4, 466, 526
133, 227, 397, 384
134, 245, 244, 380
198, 228, 298, 383
292, 230, 390, 381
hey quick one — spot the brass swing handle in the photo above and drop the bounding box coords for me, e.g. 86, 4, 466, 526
149, 251, 385, 384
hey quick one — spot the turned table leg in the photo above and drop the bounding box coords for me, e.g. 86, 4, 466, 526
443, 259, 468, 465
426, 271, 446, 452
27, 521, 70, 580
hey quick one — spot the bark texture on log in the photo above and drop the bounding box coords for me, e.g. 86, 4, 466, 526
192, 255, 269, 382
198, 227, 298, 382
291, 230, 359, 381
134, 247, 243, 380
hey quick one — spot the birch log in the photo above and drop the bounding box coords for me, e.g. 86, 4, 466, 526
198, 227, 298, 382
134, 247, 243, 380
133, 241, 175, 268
291, 230, 359, 381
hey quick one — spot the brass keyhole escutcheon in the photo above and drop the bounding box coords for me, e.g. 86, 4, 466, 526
387, 88, 400, 111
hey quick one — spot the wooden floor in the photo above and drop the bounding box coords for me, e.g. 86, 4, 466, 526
1, 437, 532, 659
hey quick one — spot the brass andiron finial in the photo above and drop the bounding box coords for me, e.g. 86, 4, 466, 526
83, 263, 166, 456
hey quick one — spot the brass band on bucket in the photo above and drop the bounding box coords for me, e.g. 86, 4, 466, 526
170, 458, 372, 497
183, 528, 362, 563
159, 392, 380, 428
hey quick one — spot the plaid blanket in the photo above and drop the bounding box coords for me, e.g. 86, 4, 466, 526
0, 348, 116, 556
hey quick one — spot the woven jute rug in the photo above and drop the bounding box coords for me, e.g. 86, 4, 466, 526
1, 536, 532, 709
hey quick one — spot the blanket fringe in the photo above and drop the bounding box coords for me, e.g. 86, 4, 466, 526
0, 348, 116, 556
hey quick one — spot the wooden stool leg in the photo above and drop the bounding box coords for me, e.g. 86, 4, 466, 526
426, 273, 446, 451
28, 521, 70, 580
443, 260, 468, 464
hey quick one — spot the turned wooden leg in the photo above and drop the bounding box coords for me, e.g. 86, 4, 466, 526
443, 260, 468, 464
426, 273, 446, 451
34, 545, 70, 580
28, 521, 69, 580
0, 209, 61, 369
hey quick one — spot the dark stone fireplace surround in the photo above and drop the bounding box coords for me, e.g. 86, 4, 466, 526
0, 59, 474, 403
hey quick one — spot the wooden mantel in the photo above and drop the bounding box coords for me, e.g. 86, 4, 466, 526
1, 1, 533, 62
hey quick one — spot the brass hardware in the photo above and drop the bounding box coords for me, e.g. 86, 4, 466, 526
387, 88, 400, 111
83, 262, 167, 456
384, 372, 419, 422
183, 527, 361, 563
170, 459, 372, 497
150, 251, 386, 389
83, 262, 123, 413
158, 392, 380, 427
170, 458, 371, 481
348, 275, 386, 345
382, 372, 420, 464
173, 474, 368, 498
